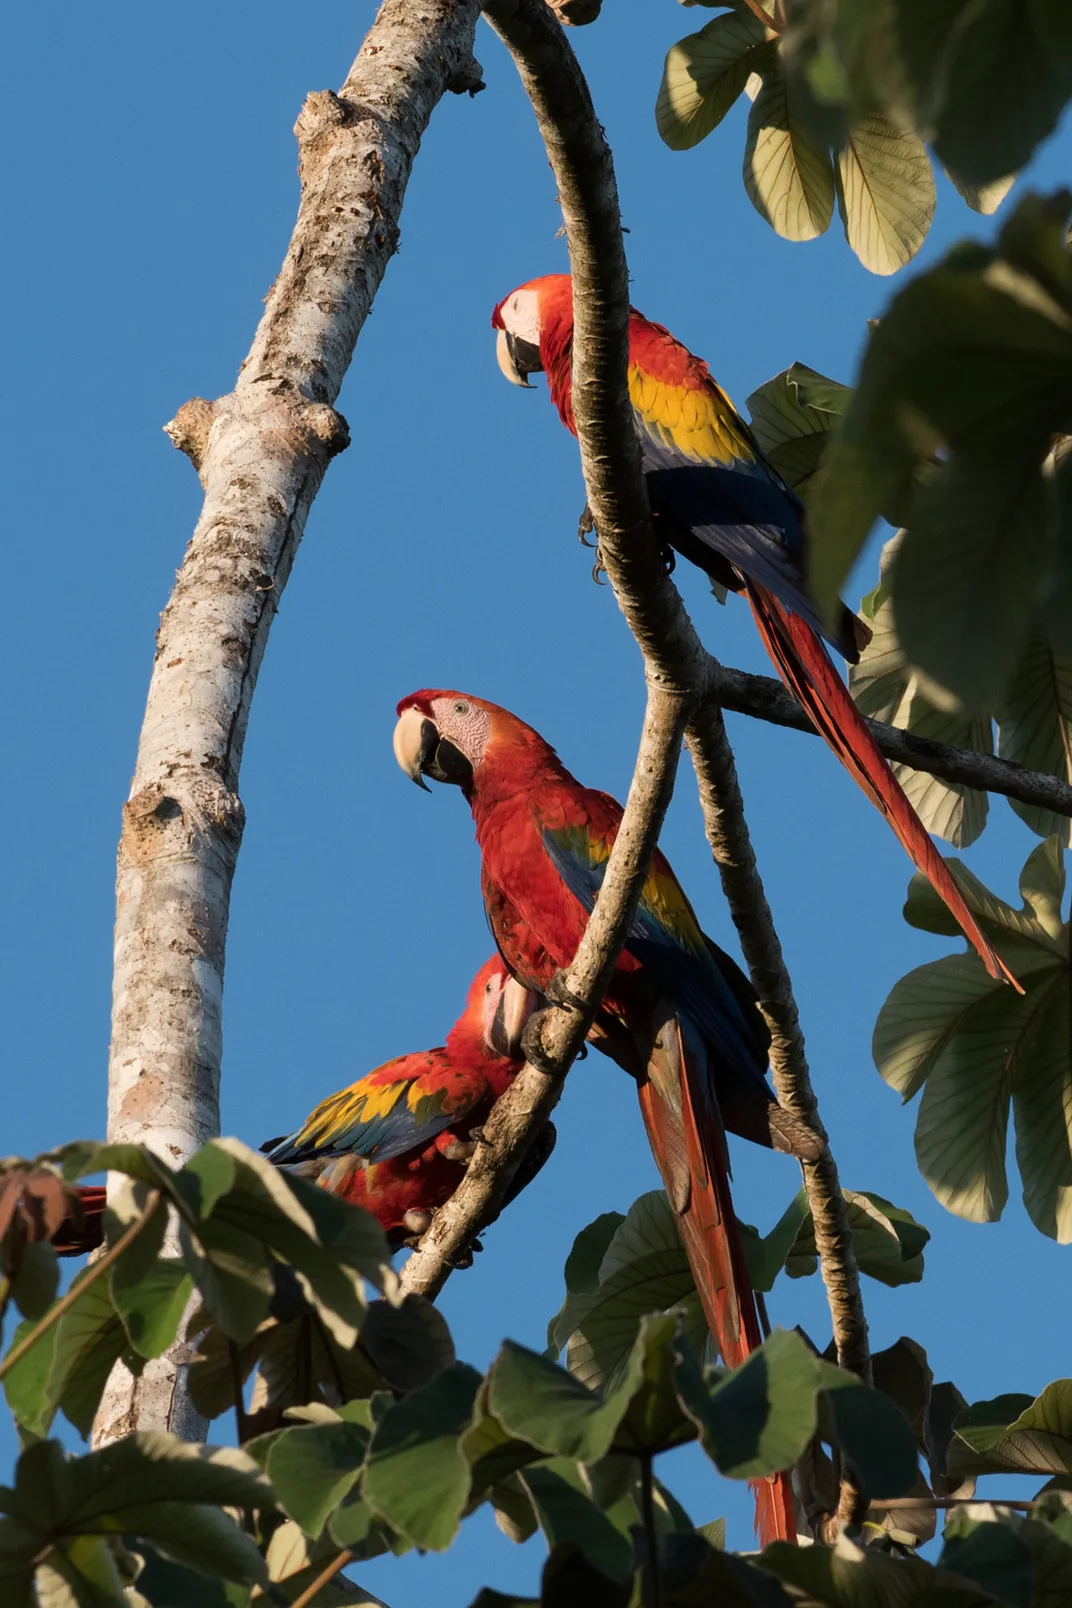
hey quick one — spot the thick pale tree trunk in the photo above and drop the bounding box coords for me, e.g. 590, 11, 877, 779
94, 0, 483, 1447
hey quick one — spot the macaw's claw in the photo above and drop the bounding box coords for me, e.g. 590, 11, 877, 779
545, 971, 588, 1014
441, 1137, 478, 1163
520, 1007, 560, 1076
578, 503, 596, 546
403, 1207, 434, 1237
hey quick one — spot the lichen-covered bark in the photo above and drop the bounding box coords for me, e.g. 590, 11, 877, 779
96, 0, 482, 1447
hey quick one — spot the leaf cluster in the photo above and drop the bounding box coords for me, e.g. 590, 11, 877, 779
656, 1, 1072, 273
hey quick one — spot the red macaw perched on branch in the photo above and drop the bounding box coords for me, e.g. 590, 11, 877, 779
262, 956, 547, 1248
491, 274, 1016, 989
394, 689, 807, 1544
54, 961, 545, 1259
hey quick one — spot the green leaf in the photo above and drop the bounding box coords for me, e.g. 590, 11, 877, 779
934, 0, 1072, 188
487, 1336, 645, 1465
110, 1259, 192, 1360
126, 1542, 251, 1608
876, 839, 1072, 1239
950, 1383, 1072, 1480
45, 1270, 131, 1437
837, 118, 936, 275
785, 1190, 930, 1287
940, 1512, 1035, 1608
996, 634, 1072, 845
948, 169, 1018, 218
739, 1190, 811, 1292
892, 450, 1051, 713
0, 1435, 271, 1597
806, 191, 1072, 633
564, 1213, 625, 1298
756, 1529, 939, 1605
362, 1362, 482, 1551
850, 539, 992, 848
3, 1312, 57, 1437
266, 1419, 369, 1539
744, 49, 836, 242
656, 10, 767, 151
674, 1328, 818, 1481
746, 364, 851, 496
518, 1464, 634, 1584
553, 1192, 706, 1391
263, 1520, 385, 1603
358, 1294, 455, 1394
11, 1242, 60, 1323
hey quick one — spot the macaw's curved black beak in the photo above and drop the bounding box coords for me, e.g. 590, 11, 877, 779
487, 976, 538, 1058
496, 327, 544, 389
393, 709, 474, 792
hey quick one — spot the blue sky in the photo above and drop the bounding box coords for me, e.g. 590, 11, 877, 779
5, 2, 1071, 1601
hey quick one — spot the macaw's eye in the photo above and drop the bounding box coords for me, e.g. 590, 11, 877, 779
453, 700, 469, 715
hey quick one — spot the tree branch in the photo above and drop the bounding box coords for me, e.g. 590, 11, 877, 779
97, 0, 484, 1447
687, 705, 870, 1532
706, 659, 1072, 819
479, 0, 869, 1534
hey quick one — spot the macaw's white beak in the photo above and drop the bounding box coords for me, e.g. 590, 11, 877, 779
392, 707, 437, 792
490, 975, 538, 1057
496, 326, 542, 388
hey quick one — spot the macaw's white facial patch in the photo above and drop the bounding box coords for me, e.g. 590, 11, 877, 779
498, 288, 542, 347
429, 696, 492, 767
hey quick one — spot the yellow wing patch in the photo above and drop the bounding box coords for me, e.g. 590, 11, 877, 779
296, 1070, 409, 1149
629, 365, 755, 468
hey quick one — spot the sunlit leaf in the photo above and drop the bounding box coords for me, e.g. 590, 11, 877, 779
656, 10, 767, 151
743, 49, 836, 242
837, 118, 935, 275
996, 631, 1072, 845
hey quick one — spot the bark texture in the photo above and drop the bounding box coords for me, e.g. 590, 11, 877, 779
96, 0, 483, 1447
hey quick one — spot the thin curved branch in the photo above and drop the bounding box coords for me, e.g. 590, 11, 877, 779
687, 704, 872, 1533
706, 659, 1072, 818
97, 0, 484, 1446
479, 0, 868, 1532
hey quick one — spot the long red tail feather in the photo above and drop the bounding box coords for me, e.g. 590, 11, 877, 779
51, 1185, 107, 1257
746, 584, 1019, 990
637, 1028, 797, 1547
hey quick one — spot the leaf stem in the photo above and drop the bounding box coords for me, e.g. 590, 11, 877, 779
877, 1496, 1037, 1511
639, 1455, 664, 1608
0, 1190, 160, 1384
738, 0, 783, 33
289, 1548, 354, 1608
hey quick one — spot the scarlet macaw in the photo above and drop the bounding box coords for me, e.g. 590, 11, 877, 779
54, 960, 543, 1258
51, 1186, 107, 1257
491, 274, 1015, 988
262, 955, 545, 1246
394, 689, 805, 1544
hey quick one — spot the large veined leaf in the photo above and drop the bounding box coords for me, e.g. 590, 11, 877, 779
996, 629, 1072, 846
874, 839, 1072, 1239
547, 1192, 708, 1392
932, 0, 1072, 189
0, 1434, 271, 1606
949, 1382, 1072, 1481
656, 9, 767, 151
743, 48, 836, 242
850, 541, 992, 847
362, 1363, 482, 1552
837, 117, 936, 275
807, 192, 1072, 659
746, 363, 851, 494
